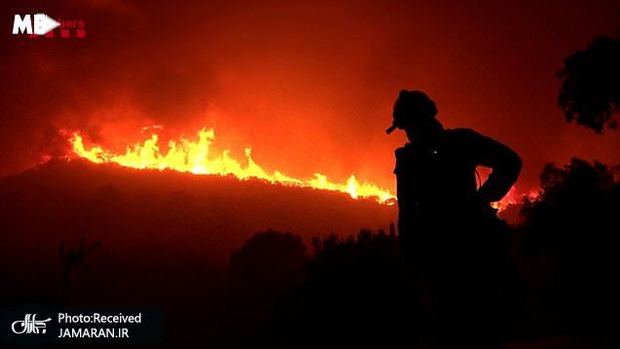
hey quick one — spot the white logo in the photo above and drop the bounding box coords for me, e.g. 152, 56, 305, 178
12, 14, 61, 35
11, 314, 52, 334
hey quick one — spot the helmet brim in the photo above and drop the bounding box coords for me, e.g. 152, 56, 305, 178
385, 124, 397, 134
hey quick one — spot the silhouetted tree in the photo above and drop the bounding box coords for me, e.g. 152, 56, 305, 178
273, 229, 421, 349
229, 230, 307, 294
520, 158, 620, 344
225, 230, 308, 347
558, 35, 620, 133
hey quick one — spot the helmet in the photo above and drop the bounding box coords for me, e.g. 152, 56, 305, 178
386, 90, 438, 134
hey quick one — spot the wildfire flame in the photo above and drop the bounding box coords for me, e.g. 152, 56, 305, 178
491, 185, 539, 211
67, 127, 536, 210
69, 128, 396, 203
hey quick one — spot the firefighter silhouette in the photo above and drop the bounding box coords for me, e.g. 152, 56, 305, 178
388, 90, 521, 349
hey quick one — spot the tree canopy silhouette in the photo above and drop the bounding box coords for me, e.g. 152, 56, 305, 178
558, 35, 620, 133
520, 158, 620, 343
272, 229, 419, 349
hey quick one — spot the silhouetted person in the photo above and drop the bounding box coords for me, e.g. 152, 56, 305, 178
387, 90, 521, 349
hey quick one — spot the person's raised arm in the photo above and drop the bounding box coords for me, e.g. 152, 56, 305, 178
465, 130, 522, 203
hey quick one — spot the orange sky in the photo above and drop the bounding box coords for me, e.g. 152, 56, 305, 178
1, 0, 619, 194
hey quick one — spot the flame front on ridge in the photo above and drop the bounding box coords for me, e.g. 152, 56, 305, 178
69, 128, 396, 203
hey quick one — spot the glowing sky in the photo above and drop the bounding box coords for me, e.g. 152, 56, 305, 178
1, 0, 619, 194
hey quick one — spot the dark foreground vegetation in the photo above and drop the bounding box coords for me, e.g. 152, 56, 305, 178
223, 158, 620, 348
1, 157, 619, 348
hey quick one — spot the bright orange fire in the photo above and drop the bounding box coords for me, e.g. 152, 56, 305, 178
69, 128, 396, 203
68, 127, 536, 210
491, 185, 539, 211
